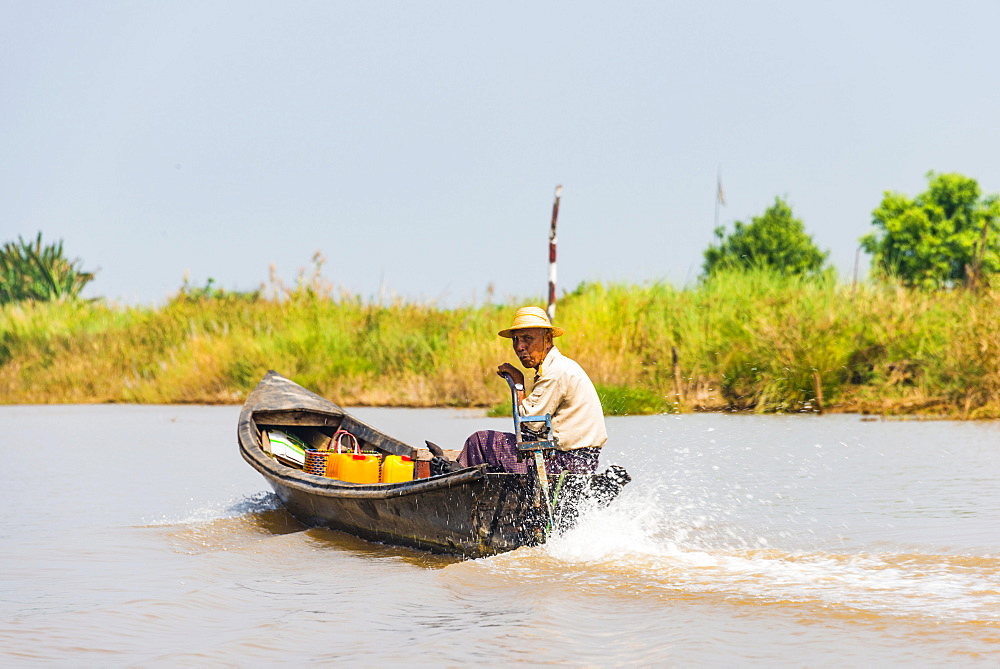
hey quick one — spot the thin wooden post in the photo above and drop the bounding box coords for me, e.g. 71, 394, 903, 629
672, 345, 684, 406
812, 370, 824, 414
547, 185, 562, 323
852, 245, 861, 290
715, 168, 725, 231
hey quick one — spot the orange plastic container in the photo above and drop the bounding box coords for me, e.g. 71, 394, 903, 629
339, 453, 380, 484
327, 429, 362, 480
326, 452, 353, 479
381, 455, 414, 483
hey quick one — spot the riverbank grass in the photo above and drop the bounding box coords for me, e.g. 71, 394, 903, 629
2, 270, 999, 418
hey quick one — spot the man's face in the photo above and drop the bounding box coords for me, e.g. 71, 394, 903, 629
511, 328, 551, 369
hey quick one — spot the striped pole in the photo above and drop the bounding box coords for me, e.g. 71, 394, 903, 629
547, 185, 562, 323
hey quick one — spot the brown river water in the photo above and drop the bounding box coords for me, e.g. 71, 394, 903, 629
1, 405, 998, 665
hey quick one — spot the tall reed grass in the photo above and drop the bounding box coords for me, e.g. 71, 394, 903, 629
2, 269, 998, 417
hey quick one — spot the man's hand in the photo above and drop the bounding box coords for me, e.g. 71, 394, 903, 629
497, 363, 525, 387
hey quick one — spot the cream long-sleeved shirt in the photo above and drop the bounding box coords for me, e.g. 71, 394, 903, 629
519, 346, 607, 451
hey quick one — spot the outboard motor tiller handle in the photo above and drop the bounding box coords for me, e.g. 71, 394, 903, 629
500, 372, 556, 533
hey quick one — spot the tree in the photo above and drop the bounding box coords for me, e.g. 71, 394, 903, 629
702, 197, 829, 277
0, 232, 96, 304
860, 172, 1000, 289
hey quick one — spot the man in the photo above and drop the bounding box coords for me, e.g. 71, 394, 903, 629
432, 306, 607, 475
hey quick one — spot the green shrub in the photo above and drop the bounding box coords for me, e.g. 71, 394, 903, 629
0, 233, 95, 304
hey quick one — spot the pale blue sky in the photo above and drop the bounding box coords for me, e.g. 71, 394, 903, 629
3, 1, 999, 305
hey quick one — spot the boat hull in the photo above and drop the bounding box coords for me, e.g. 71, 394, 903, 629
238, 371, 625, 558
263, 471, 542, 556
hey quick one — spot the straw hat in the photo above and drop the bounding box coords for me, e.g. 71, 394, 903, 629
498, 306, 565, 338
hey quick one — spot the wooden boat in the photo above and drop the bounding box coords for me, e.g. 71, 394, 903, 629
238, 371, 630, 558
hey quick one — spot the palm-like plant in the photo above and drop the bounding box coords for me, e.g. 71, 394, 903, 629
0, 233, 96, 304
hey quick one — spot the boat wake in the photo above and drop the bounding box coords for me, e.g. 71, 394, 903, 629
141, 492, 305, 554
477, 488, 1000, 626
142, 491, 283, 527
